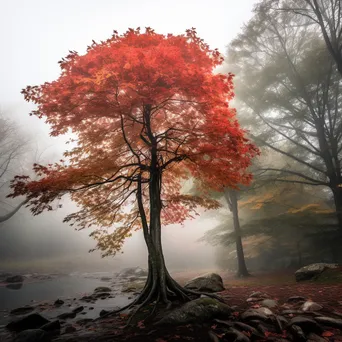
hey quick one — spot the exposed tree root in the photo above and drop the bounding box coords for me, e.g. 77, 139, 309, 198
96, 269, 225, 324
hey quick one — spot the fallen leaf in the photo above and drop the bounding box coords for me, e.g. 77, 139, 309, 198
322, 331, 334, 337
137, 320, 145, 329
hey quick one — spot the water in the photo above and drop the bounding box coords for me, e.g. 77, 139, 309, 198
0, 274, 135, 325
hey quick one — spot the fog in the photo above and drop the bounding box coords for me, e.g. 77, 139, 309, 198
0, 0, 257, 274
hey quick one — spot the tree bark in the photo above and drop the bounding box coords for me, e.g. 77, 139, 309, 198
0, 199, 28, 223
332, 186, 342, 232
224, 189, 250, 278
99, 105, 223, 323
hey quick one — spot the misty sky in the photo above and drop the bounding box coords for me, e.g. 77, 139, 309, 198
0, 0, 257, 270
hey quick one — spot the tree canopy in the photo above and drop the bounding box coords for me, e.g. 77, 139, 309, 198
9, 27, 257, 257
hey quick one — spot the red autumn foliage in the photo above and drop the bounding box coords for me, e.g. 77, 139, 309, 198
9, 27, 258, 255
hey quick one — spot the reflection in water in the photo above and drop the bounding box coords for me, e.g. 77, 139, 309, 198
0, 275, 134, 325
6, 283, 23, 290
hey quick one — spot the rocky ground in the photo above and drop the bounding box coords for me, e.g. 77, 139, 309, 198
1, 265, 342, 341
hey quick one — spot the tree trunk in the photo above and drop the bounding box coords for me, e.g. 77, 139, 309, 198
0, 199, 28, 223
332, 187, 342, 232
224, 189, 250, 278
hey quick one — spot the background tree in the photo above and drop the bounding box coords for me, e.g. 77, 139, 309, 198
9, 28, 257, 317
204, 178, 337, 271
0, 114, 29, 223
275, 0, 342, 78
223, 188, 250, 277
227, 2, 342, 231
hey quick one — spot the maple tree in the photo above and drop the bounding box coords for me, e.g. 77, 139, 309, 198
9, 27, 257, 315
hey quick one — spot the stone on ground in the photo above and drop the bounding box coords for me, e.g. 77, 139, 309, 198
117, 267, 147, 278
13, 329, 50, 342
155, 297, 232, 325
295, 263, 339, 282
184, 273, 225, 293
6, 313, 50, 332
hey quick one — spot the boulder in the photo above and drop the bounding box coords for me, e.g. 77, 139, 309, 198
57, 312, 77, 320
287, 296, 306, 303
40, 320, 60, 333
63, 324, 76, 334
155, 297, 232, 325
13, 329, 50, 342
76, 318, 94, 326
260, 299, 277, 308
10, 306, 35, 315
54, 299, 64, 306
6, 283, 23, 290
295, 263, 338, 282
288, 316, 322, 333
122, 280, 146, 293
118, 267, 147, 278
6, 313, 50, 332
302, 301, 323, 312
94, 292, 111, 299
72, 306, 84, 314
184, 273, 225, 293
100, 276, 111, 281
240, 309, 269, 321
93, 286, 111, 293
5, 275, 24, 283
314, 316, 342, 329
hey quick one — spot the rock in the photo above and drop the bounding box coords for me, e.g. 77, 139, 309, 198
118, 267, 148, 278
13, 329, 50, 342
255, 307, 273, 316
232, 322, 259, 335
249, 291, 267, 298
302, 301, 323, 312
254, 321, 277, 334
63, 324, 76, 334
295, 263, 338, 282
246, 297, 262, 303
290, 325, 306, 341
276, 315, 289, 326
184, 273, 225, 293
288, 316, 322, 333
57, 312, 76, 320
226, 327, 251, 341
6, 283, 23, 290
314, 316, 342, 328
260, 299, 277, 308
72, 306, 84, 314
5, 275, 24, 283
54, 299, 64, 306
80, 295, 93, 302
76, 318, 93, 326
282, 309, 303, 315
99, 309, 110, 317
93, 286, 111, 293
122, 280, 146, 293
40, 320, 60, 332
155, 297, 232, 325
94, 292, 111, 299
6, 313, 50, 332
287, 296, 306, 303
100, 277, 111, 281
240, 309, 268, 321
307, 333, 328, 342
10, 306, 35, 315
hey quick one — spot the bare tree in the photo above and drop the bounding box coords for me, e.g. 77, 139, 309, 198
274, 0, 342, 77
228, 2, 342, 230
0, 114, 28, 222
